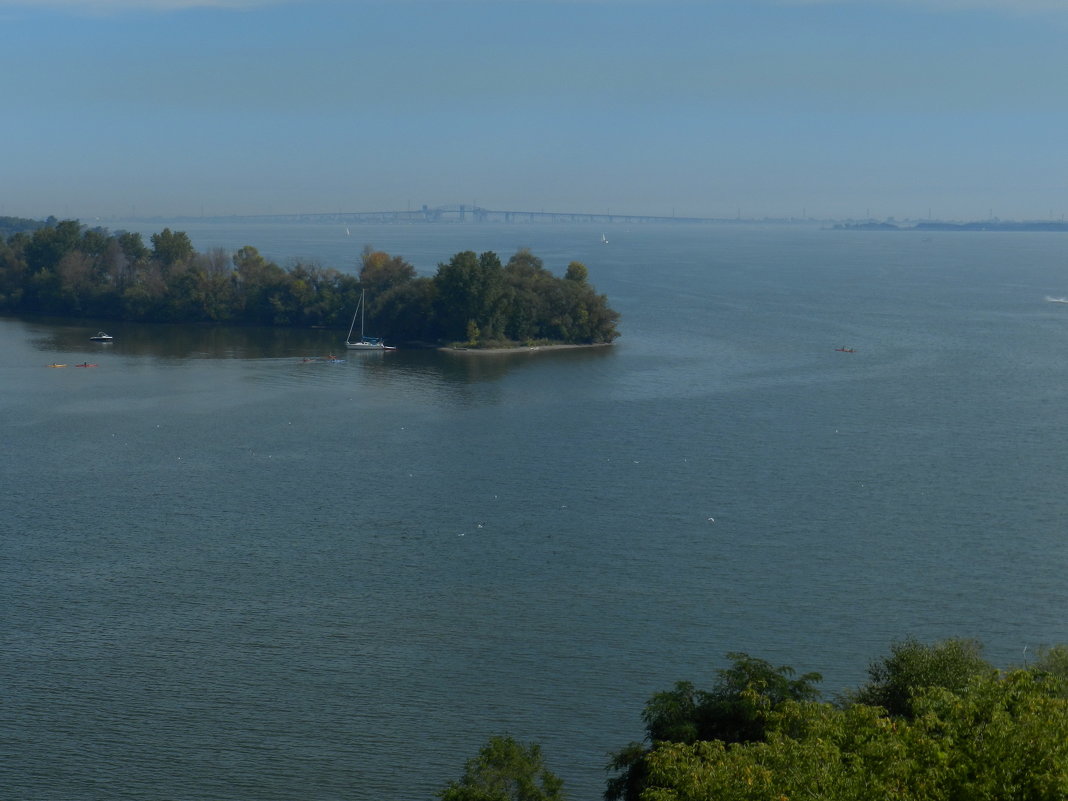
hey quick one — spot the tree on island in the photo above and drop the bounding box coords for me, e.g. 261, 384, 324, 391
0, 215, 46, 239
150, 227, 194, 266
428, 248, 619, 347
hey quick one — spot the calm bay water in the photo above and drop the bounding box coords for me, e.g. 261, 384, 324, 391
4, 222, 1068, 800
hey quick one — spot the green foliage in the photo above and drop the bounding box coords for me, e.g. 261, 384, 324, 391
150, 227, 194, 267
434, 250, 507, 342
439, 735, 566, 801
427, 247, 617, 346
606, 654, 822, 801
848, 637, 993, 717
0, 215, 45, 238
1031, 645, 1068, 680
25, 219, 83, 274
640, 670, 1068, 801
373, 277, 439, 342
117, 231, 150, 264
431, 639, 1068, 801
0, 225, 619, 345
564, 261, 588, 283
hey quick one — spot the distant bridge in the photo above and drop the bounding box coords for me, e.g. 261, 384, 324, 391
206, 204, 739, 225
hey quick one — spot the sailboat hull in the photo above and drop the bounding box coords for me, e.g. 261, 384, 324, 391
345, 340, 393, 350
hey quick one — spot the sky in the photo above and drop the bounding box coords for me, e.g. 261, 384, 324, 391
3, 0, 1067, 222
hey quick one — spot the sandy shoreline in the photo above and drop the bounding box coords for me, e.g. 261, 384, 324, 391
438, 342, 613, 355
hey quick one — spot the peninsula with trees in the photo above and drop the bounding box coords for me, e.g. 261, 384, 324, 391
0, 218, 620, 348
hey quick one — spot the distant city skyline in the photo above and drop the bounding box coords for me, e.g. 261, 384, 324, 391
4, 0, 1067, 222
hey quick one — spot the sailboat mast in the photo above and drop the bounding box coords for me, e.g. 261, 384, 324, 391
346, 290, 362, 343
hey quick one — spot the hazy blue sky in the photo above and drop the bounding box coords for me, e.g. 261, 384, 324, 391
4, 0, 1067, 221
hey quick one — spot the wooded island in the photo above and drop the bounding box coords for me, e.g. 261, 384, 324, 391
0, 217, 620, 348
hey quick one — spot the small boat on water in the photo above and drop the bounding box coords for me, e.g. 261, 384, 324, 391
345, 289, 394, 351
75, 363, 98, 368
48, 363, 67, 368
89, 332, 113, 342
1046, 296, 1068, 304
835, 347, 856, 353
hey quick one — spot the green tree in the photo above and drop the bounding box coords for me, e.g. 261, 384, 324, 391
439, 735, 565, 801
848, 636, 993, 717
564, 261, 588, 283
501, 249, 553, 342
0, 215, 45, 238
434, 250, 506, 343
606, 653, 822, 801
151, 228, 194, 267
0, 234, 29, 308
25, 219, 82, 273
232, 245, 288, 323
1031, 645, 1068, 678
639, 670, 1068, 801
79, 226, 110, 258
55, 251, 96, 313
117, 231, 150, 265
373, 277, 438, 342
172, 248, 238, 322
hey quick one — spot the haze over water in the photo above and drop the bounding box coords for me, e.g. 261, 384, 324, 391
4, 222, 1068, 800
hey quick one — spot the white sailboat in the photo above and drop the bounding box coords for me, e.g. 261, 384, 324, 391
346, 289, 394, 350
601, 233, 608, 244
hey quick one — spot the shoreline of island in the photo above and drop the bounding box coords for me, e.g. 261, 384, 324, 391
438, 342, 614, 355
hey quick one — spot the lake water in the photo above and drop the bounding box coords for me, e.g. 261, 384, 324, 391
4, 222, 1068, 800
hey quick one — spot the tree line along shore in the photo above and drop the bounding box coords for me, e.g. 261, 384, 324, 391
0, 217, 620, 348
440, 637, 1068, 801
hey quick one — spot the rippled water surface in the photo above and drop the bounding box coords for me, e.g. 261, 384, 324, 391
4, 223, 1068, 799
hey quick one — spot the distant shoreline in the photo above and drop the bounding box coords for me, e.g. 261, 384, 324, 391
835, 220, 1068, 232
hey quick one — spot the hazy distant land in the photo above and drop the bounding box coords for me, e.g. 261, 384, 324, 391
834, 220, 1068, 232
